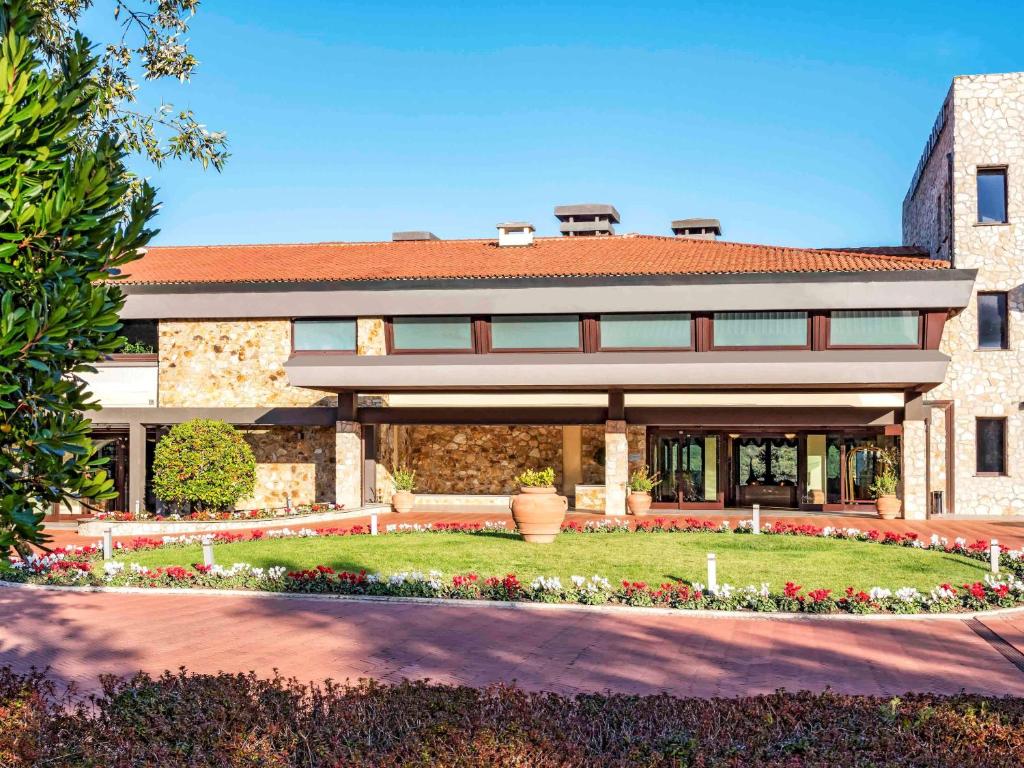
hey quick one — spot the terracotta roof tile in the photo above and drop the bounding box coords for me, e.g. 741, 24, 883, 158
120, 234, 948, 286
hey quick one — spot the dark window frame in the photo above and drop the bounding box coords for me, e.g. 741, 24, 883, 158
596, 312, 695, 352
486, 314, 585, 353
384, 316, 478, 355
108, 319, 159, 361
825, 310, 924, 350
709, 311, 812, 351
975, 417, 1008, 476
977, 292, 1009, 350
290, 317, 358, 355
977, 166, 1009, 224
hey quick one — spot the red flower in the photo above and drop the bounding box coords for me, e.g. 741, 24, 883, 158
807, 588, 832, 602
783, 582, 802, 598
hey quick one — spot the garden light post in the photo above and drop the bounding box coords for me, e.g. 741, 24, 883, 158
102, 528, 113, 560
202, 540, 215, 568
370, 511, 378, 536
707, 552, 717, 591
752, 504, 761, 534
990, 540, 1000, 574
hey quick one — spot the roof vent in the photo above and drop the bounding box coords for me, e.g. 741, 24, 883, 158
554, 203, 619, 236
392, 230, 439, 241
496, 222, 535, 247
671, 218, 721, 240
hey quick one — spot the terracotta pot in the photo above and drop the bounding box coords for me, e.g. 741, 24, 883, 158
809, 489, 825, 505
626, 491, 652, 516
391, 490, 415, 514
875, 494, 902, 520
510, 486, 568, 543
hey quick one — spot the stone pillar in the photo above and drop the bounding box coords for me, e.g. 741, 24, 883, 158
335, 421, 363, 510
128, 421, 147, 514
902, 420, 928, 520
604, 420, 628, 515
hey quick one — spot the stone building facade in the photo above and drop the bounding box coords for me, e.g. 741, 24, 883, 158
903, 72, 1024, 516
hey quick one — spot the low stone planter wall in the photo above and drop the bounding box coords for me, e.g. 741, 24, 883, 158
78, 504, 389, 537
410, 494, 512, 509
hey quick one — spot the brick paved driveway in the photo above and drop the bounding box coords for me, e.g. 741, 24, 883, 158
3, 586, 1024, 697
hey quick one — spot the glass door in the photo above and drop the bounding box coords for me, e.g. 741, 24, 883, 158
650, 430, 722, 509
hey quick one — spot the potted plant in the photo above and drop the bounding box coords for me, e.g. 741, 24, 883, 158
509, 467, 567, 543
626, 466, 659, 516
391, 467, 416, 514
869, 448, 902, 520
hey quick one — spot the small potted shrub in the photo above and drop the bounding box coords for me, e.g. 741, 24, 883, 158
391, 467, 416, 514
510, 467, 567, 543
870, 448, 902, 520
626, 466, 659, 516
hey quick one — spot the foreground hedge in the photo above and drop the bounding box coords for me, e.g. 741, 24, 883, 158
2, 667, 1023, 767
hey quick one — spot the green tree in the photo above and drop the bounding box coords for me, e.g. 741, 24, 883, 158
151, 420, 256, 512
30, 0, 228, 171
0, 0, 157, 564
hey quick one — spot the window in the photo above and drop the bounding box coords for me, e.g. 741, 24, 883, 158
490, 315, 580, 350
712, 311, 808, 348
977, 168, 1008, 224
829, 310, 920, 347
117, 320, 158, 355
976, 417, 1007, 475
292, 319, 356, 351
391, 316, 473, 351
599, 313, 691, 349
978, 292, 1009, 350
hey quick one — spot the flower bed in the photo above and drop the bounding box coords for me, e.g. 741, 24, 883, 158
4, 666, 1023, 767
6, 518, 1024, 615
91, 502, 344, 523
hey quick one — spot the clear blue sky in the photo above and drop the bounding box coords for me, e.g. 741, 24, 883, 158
82, 1, 1024, 248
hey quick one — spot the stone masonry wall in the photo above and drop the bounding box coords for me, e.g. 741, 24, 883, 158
905, 73, 1024, 516
236, 425, 335, 509
581, 425, 648, 484
404, 425, 564, 494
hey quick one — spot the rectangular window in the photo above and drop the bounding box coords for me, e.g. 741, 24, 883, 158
976, 417, 1007, 475
292, 319, 356, 351
391, 316, 473, 351
977, 292, 1009, 350
712, 311, 808, 348
977, 168, 1008, 223
118, 319, 158, 355
829, 310, 920, 347
490, 315, 580, 350
599, 313, 691, 349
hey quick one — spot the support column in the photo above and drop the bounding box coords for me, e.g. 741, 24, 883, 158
128, 421, 147, 514
902, 420, 928, 520
604, 420, 628, 515
335, 420, 363, 510
561, 426, 582, 496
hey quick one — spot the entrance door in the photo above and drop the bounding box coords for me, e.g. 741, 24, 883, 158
650, 431, 723, 509
733, 435, 799, 509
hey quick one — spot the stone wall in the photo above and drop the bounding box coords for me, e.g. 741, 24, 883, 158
159, 319, 334, 407
237, 425, 335, 509
403, 425, 564, 494
904, 72, 1024, 516
581, 425, 647, 484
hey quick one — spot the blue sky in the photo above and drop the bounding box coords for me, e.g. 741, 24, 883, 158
82, 1, 1024, 247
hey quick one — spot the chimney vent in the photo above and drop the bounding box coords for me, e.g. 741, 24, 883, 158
554, 203, 619, 236
392, 230, 439, 241
671, 218, 721, 240
496, 221, 535, 247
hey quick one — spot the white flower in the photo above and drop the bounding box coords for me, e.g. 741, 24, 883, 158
571, 575, 585, 587
929, 585, 956, 601
709, 583, 733, 598
895, 587, 921, 602
869, 587, 892, 600
531, 576, 562, 592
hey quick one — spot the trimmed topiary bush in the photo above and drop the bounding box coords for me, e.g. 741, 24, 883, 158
151, 420, 256, 512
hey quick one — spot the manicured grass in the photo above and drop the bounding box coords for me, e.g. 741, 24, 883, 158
117, 531, 989, 592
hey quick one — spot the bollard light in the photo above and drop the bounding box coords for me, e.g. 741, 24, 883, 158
707, 552, 717, 591
370, 512, 379, 536
990, 539, 1000, 574
102, 528, 113, 560
134, 499, 141, 515
202, 541, 215, 568
752, 504, 761, 535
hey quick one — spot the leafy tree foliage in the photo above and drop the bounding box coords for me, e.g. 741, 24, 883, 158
151, 420, 256, 511
31, 0, 227, 171
0, 0, 157, 564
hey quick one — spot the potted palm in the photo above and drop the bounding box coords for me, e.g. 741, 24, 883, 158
391, 467, 416, 514
869, 448, 901, 520
510, 467, 568, 543
626, 466, 659, 516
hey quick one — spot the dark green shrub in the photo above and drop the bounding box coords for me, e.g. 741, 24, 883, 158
151, 420, 256, 511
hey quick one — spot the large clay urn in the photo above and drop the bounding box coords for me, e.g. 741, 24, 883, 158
510, 487, 568, 543
875, 495, 902, 520
391, 490, 415, 514
626, 491, 652, 516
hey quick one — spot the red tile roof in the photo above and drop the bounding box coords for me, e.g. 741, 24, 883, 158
120, 234, 946, 286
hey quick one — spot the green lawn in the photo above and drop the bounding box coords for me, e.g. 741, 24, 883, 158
117, 531, 988, 592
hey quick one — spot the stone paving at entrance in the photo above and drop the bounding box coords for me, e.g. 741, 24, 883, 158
8, 509, 1024, 697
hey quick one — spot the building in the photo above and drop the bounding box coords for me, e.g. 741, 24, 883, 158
70, 72, 1023, 521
